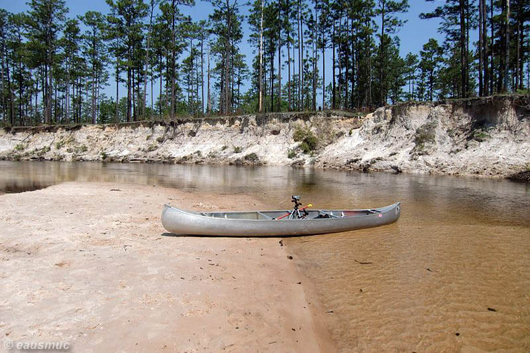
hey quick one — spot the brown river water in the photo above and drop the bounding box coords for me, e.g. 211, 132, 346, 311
1, 161, 529, 351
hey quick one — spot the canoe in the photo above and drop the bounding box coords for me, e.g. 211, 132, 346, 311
161, 202, 401, 237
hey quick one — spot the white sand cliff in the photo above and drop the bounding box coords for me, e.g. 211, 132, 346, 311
1, 96, 528, 178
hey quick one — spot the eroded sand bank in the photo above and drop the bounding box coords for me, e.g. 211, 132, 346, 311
0, 182, 335, 352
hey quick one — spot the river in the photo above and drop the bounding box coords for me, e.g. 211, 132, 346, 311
1, 161, 529, 351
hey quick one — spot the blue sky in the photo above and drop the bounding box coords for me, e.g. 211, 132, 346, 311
1, 0, 443, 104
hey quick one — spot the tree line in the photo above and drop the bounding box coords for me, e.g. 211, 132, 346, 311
0, 0, 528, 126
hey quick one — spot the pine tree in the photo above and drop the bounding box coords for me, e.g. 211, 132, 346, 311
80, 11, 108, 124
403, 52, 419, 100
316, 0, 331, 109
106, 0, 148, 122
510, 0, 529, 91
418, 38, 443, 101
348, 0, 376, 109
143, 0, 161, 120
421, 0, 477, 98
208, 0, 244, 114
25, 0, 68, 124
0, 10, 15, 125
374, 0, 409, 106
60, 18, 83, 123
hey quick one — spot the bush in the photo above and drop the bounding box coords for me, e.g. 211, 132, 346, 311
233, 146, 242, 153
244, 153, 259, 162
36, 146, 50, 157
293, 127, 306, 142
293, 127, 318, 153
288, 149, 296, 159
414, 122, 436, 149
473, 131, 489, 142
304, 133, 318, 151
299, 142, 311, 154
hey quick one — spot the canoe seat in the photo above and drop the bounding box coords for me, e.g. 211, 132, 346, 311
316, 211, 340, 219
257, 212, 273, 220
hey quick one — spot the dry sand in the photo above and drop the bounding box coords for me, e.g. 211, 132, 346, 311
0, 182, 335, 352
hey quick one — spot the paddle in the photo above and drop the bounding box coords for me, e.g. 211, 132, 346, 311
274, 203, 313, 220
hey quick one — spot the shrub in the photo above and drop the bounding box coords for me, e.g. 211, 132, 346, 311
244, 153, 259, 162
287, 149, 296, 159
233, 146, 242, 153
36, 146, 50, 157
304, 133, 318, 151
299, 142, 311, 154
473, 131, 489, 142
293, 127, 306, 142
414, 122, 436, 149
293, 127, 318, 153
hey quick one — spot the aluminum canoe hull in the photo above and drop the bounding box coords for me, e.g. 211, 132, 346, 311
161, 202, 401, 237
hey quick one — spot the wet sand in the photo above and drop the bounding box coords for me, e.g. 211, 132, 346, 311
0, 182, 335, 352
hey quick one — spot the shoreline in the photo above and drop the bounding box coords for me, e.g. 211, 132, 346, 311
1, 96, 528, 179
0, 182, 336, 352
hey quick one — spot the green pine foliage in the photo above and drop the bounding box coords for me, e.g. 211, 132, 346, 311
0, 0, 528, 127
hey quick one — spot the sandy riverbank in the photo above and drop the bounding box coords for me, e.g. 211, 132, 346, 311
0, 182, 335, 352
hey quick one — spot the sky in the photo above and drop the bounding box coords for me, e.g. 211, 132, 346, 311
0, 0, 444, 105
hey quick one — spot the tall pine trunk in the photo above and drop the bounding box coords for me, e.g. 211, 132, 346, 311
287, 34, 291, 111
115, 61, 119, 122
92, 66, 96, 124
201, 38, 204, 115
479, 0, 483, 96
490, 0, 495, 93
459, 0, 467, 98
482, 0, 489, 95
380, 2, 386, 106
127, 66, 132, 122
503, 0, 510, 92
332, 20, 336, 109
298, 0, 303, 110
207, 50, 211, 114
312, 4, 317, 111
278, 41, 282, 112
143, 2, 155, 120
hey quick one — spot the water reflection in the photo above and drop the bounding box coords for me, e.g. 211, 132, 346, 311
1, 161, 528, 226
